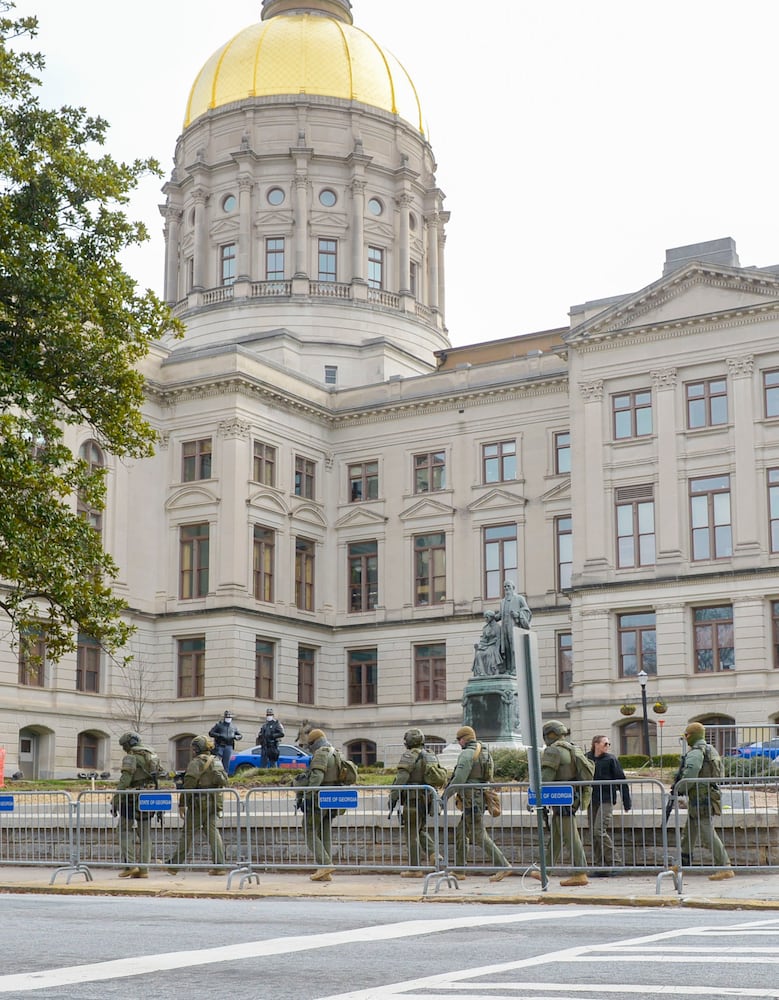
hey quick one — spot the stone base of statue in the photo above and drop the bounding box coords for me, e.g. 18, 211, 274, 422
462, 674, 522, 744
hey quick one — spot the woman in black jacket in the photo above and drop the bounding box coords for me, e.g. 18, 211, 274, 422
586, 735, 631, 876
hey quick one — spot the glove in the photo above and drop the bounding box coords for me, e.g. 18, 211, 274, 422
110, 807, 118, 818
154, 811, 165, 825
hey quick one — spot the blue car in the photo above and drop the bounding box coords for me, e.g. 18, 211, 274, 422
228, 743, 311, 776
733, 738, 779, 760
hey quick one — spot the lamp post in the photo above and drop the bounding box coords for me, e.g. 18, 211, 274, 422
638, 669, 651, 759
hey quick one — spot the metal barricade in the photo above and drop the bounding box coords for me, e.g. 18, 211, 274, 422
243, 784, 443, 888
0, 790, 75, 879
73, 788, 245, 885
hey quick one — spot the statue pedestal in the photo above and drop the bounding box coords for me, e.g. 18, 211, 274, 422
462, 674, 522, 743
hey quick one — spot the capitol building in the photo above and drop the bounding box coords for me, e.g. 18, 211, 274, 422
3, 0, 779, 778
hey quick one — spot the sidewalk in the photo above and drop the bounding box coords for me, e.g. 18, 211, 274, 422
2, 865, 779, 910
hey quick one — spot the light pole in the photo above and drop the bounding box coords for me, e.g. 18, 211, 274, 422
638, 669, 651, 759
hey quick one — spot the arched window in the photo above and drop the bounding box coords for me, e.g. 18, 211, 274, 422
173, 734, 196, 771
345, 740, 376, 766
77, 440, 105, 535
424, 734, 447, 754
696, 715, 736, 756
619, 719, 656, 756
77, 731, 100, 770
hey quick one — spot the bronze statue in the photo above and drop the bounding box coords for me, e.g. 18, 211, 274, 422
471, 611, 502, 676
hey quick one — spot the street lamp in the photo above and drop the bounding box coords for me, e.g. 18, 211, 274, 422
637, 669, 651, 759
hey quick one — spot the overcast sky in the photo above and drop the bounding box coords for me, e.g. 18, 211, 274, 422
16, 0, 779, 346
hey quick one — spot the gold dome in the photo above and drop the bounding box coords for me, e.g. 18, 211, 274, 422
184, 12, 424, 133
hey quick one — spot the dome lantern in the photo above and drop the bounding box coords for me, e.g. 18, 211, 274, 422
261, 0, 353, 23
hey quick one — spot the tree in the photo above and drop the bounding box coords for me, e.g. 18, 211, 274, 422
0, 5, 181, 664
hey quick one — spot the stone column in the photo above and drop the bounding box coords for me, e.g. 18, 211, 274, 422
192, 187, 208, 290
396, 193, 411, 293
425, 212, 440, 312
162, 206, 182, 304
651, 367, 682, 565
216, 419, 251, 597
293, 172, 308, 278
728, 354, 760, 558
237, 174, 253, 281
579, 379, 607, 571
351, 178, 366, 282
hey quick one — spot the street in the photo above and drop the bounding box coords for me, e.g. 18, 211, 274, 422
1, 896, 778, 998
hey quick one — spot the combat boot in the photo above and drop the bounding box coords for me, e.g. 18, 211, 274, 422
489, 867, 511, 882
131, 869, 149, 879
559, 873, 589, 886
118, 867, 140, 878
708, 869, 735, 881
400, 870, 424, 878
310, 867, 335, 881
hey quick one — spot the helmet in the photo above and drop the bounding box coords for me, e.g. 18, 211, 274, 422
266, 708, 275, 716
456, 726, 476, 742
223, 709, 232, 718
307, 729, 326, 744
119, 732, 141, 751
542, 720, 569, 742
191, 735, 214, 755
404, 728, 425, 749
684, 722, 706, 746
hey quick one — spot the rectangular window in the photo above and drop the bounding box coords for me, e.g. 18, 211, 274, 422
772, 601, 779, 669
324, 365, 338, 386
348, 540, 378, 612
348, 461, 379, 502
76, 634, 101, 693
413, 451, 446, 493
253, 525, 275, 603
294, 456, 316, 499
367, 246, 384, 289
182, 438, 212, 482
179, 523, 209, 598
764, 370, 779, 417
613, 390, 652, 440
555, 516, 572, 591
557, 632, 573, 694
694, 606, 734, 672
409, 260, 418, 297
414, 532, 446, 606
18, 629, 46, 687
554, 431, 571, 475
318, 238, 337, 282
686, 378, 728, 429
77, 733, 99, 770
265, 237, 284, 281
253, 441, 277, 486
769, 469, 779, 553
297, 645, 315, 705
483, 523, 518, 600
618, 612, 657, 678
186, 257, 194, 292
295, 537, 315, 611
348, 648, 377, 705
616, 485, 656, 568
177, 637, 205, 698
220, 242, 236, 286
414, 643, 446, 701
255, 638, 274, 700
690, 475, 732, 560
482, 440, 516, 483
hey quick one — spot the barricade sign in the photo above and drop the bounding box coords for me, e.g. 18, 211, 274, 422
138, 793, 173, 812
527, 785, 574, 807
0, 795, 13, 812
318, 789, 358, 809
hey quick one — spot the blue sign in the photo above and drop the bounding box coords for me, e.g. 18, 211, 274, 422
527, 785, 574, 807
0, 795, 13, 812
318, 789, 358, 809
138, 793, 173, 812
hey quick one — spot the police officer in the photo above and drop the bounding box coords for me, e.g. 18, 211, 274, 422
388, 728, 438, 877
208, 709, 243, 772
677, 722, 734, 880
257, 708, 285, 768
112, 731, 159, 879
530, 719, 589, 886
450, 725, 511, 881
166, 735, 228, 875
294, 728, 339, 882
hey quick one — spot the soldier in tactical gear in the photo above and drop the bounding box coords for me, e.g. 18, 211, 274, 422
208, 710, 243, 772
450, 726, 511, 881
166, 735, 229, 876
112, 731, 160, 879
388, 728, 439, 877
293, 728, 339, 882
677, 722, 734, 880
530, 719, 589, 886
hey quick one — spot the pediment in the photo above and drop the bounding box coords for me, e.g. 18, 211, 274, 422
364, 220, 394, 240
540, 478, 571, 504
467, 488, 527, 513
210, 218, 240, 238
165, 485, 220, 511
290, 501, 328, 528
399, 497, 456, 521
254, 211, 292, 229
335, 507, 388, 529
310, 211, 348, 231
567, 262, 779, 345
247, 489, 290, 516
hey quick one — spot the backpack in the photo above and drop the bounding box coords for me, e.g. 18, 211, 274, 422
332, 748, 358, 786
414, 748, 449, 789
697, 743, 724, 813
699, 743, 724, 779
557, 739, 595, 811
135, 747, 166, 786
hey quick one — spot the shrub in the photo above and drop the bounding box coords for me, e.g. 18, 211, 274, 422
723, 755, 779, 779
492, 748, 528, 781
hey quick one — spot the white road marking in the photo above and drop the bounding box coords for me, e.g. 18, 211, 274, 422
0, 909, 606, 994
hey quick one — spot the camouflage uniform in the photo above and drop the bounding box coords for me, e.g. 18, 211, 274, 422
112, 737, 159, 876
296, 733, 340, 871
168, 741, 228, 869
539, 726, 588, 878
388, 738, 436, 869
451, 735, 509, 870
678, 736, 731, 870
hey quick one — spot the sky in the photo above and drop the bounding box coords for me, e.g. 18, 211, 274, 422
15, 0, 779, 347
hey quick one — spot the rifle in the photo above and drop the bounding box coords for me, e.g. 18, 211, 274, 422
664, 738, 688, 824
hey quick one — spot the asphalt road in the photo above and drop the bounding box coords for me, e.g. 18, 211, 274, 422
3, 896, 778, 998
